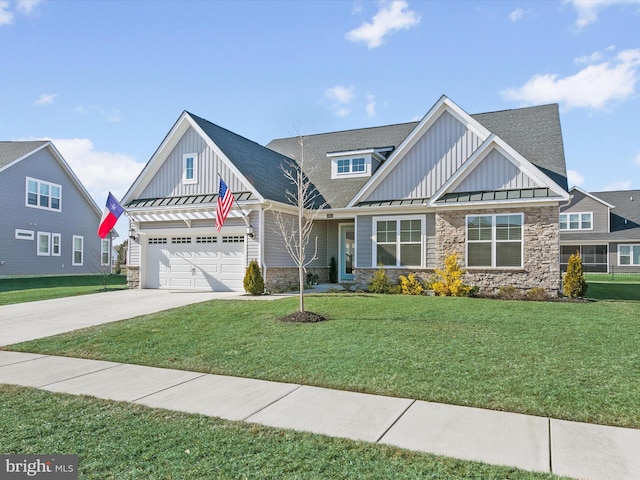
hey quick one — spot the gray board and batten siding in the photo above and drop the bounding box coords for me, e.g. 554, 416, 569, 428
0, 144, 105, 276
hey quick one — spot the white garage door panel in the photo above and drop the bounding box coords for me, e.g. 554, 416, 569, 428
146, 237, 245, 291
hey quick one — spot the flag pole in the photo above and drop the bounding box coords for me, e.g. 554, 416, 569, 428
217, 173, 252, 231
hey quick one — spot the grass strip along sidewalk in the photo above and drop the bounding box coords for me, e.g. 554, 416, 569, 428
0, 275, 127, 306
0, 385, 567, 480
6, 295, 640, 429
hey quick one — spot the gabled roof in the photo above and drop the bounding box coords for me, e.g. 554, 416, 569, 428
267, 122, 415, 208
0, 140, 101, 216
268, 97, 568, 208
0, 141, 49, 170
592, 189, 640, 237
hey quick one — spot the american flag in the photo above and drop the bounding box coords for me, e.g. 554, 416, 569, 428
216, 178, 234, 232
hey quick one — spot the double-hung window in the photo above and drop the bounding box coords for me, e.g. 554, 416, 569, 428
467, 214, 523, 268
26, 178, 61, 211
560, 212, 592, 230
374, 216, 423, 267
619, 245, 640, 266
101, 239, 110, 266
72, 236, 84, 266
182, 153, 197, 184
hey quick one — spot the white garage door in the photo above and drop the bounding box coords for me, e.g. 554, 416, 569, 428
145, 235, 245, 291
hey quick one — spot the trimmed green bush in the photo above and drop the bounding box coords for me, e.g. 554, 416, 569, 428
243, 260, 265, 295
563, 252, 588, 298
329, 257, 338, 283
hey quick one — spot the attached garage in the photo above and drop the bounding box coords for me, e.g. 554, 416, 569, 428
144, 234, 246, 291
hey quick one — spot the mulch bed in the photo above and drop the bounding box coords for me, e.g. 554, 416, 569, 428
278, 311, 327, 323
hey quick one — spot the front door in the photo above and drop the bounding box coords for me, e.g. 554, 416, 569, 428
339, 224, 355, 282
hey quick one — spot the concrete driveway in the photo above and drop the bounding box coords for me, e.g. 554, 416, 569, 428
0, 289, 240, 346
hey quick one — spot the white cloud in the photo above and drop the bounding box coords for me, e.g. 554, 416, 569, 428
0, 1, 14, 25
50, 138, 144, 205
501, 48, 640, 110
346, 0, 420, 49
366, 94, 376, 117
34, 93, 56, 106
16, 0, 41, 14
0, 0, 41, 25
566, 0, 640, 31
509, 8, 531, 22
325, 85, 356, 116
573, 45, 616, 64
602, 180, 633, 191
75, 105, 123, 123
567, 170, 585, 187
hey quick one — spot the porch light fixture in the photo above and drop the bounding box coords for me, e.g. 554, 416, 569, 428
246, 225, 254, 238
128, 227, 137, 241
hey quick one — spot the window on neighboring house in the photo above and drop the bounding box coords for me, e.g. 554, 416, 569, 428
561, 245, 607, 272
26, 178, 62, 211
560, 212, 592, 230
467, 214, 523, 268
183, 154, 197, 184
15, 229, 34, 240
619, 245, 640, 266
52, 233, 61, 256
374, 217, 423, 267
72, 236, 84, 266
37, 232, 51, 256
101, 239, 110, 266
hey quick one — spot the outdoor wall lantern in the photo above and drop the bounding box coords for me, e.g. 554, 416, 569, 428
246, 225, 254, 238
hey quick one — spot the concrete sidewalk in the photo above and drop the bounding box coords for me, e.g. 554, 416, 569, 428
1, 289, 639, 479
1, 350, 638, 480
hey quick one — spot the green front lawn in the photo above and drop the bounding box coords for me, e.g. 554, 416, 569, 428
7, 295, 640, 429
0, 385, 565, 480
0, 275, 127, 305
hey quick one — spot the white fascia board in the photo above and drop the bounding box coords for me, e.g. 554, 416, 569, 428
45, 141, 103, 216
122, 111, 192, 204
568, 186, 616, 209
347, 95, 492, 208
428, 135, 570, 207
187, 114, 264, 202
327, 149, 375, 158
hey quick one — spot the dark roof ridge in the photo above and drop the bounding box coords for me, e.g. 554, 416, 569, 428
268, 121, 420, 143
471, 103, 559, 117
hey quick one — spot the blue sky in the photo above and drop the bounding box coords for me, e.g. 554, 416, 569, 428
2, 0, 640, 231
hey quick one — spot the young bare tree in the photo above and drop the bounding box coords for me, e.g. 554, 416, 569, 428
273, 134, 327, 315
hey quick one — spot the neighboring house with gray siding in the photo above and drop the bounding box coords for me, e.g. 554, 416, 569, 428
122, 95, 570, 294
560, 187, 640, 273
0, 141, 111, 277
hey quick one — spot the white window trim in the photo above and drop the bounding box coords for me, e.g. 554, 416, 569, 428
372, 215, 425, 268
560, 212, 593, 231
26, 177, 62, 212
101, 239, 110, 266
15, 229, 34, 240
182, 153, 198, 185
466, 213, 524, 269
37, 232, 51, 256
618, 244, 640, 266
72, 235, 84, 266
52, 233, 62, 256
331, 155, 372, 179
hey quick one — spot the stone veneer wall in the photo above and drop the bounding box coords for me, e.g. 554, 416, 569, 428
126, 265, 140, 289
264, 267, 329, 292
435, 206, 561, 294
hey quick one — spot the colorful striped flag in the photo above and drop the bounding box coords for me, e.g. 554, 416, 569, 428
97, 192, 124, 239
216, 177, 234, 232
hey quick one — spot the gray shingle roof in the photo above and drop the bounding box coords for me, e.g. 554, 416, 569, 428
593, 190, 640, 239
0, 141, 48, 169
472, 104, 568, 191
267, 123, 416, 208
188, 113, 296, 205
266, 103, 568, 208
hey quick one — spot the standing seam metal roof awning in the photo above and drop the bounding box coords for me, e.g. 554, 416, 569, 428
125, 192, 254, 208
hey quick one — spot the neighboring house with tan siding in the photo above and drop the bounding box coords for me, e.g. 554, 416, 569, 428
122, 95, 570, 294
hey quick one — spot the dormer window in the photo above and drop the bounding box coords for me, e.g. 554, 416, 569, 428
337, 157, 366, 175
182, 153, 198, 185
